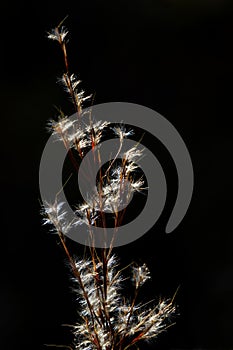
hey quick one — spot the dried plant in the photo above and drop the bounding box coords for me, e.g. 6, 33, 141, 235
42, 19, 176, 350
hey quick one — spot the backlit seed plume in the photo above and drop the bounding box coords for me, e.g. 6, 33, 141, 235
42, 200, 71, 235
132, 263, 151, 288
47, 26, 68, 43
112, 124, 134, 140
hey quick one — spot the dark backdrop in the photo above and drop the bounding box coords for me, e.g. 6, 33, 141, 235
1, 1, 233, 349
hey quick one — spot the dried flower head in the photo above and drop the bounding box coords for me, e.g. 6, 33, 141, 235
47, 26, 68, 43
112, 124, 134, 140
132, 263, 151, 288
42, 200, 71, 235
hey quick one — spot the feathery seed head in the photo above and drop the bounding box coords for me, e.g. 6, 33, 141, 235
42, 200, 71, 234
132, 263, 151, 288
112, 124, 134, 140
47, 26, 68, 43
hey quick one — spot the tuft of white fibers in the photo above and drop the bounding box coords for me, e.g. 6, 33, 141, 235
57, 73, 82, 93
47, 116, 110, 153
132, 263, 151, 288
47, 115, 80, 142
124, 145, 144, 163
42, 200, 71, 235
47, 26, 68, 42
69, 254, 176, 349
112, 124, 134, 140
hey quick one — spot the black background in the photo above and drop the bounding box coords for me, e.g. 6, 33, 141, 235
1, 0, 233, 349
